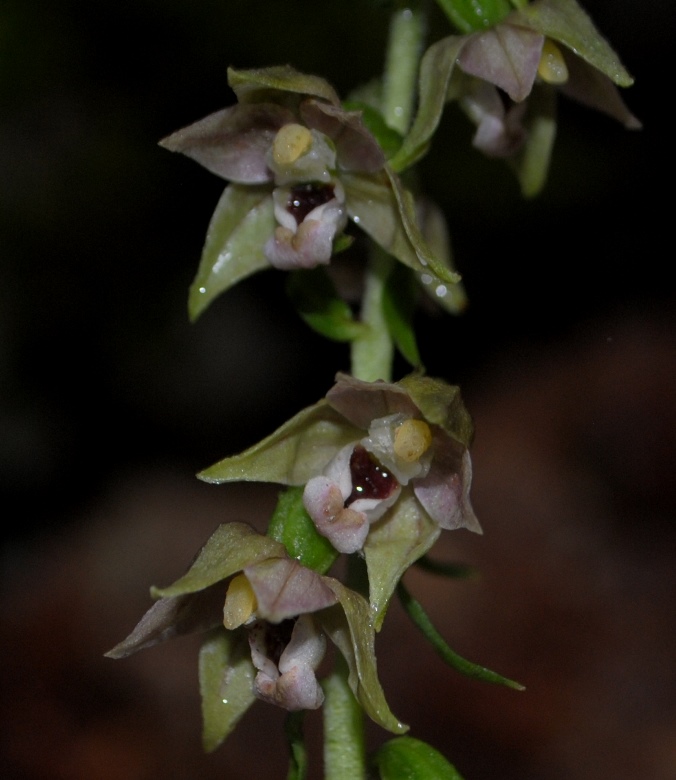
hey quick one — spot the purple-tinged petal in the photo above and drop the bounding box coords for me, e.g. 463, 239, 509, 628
559, 49, 641, 129
462, 81, 528, 157
300, 100, 386, 173
244, 557, 338, 623
413, 436, 482, 533
326, 373, 420, 430
104, 582, 226, 659
458, 24, 544, 102
159, 103, 295, 183
264, 201, 346, 270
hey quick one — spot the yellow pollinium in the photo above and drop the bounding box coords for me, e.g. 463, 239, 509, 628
537, 39, 569, 85
272, 123, 313, 166
394, 419, 432, 463
223, 573, 257, 630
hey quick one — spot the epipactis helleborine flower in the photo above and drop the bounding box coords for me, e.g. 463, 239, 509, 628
105, 522, 405, 751
389, 0, 640, 196
198, 373, 481, 625
160, 65, 462, 321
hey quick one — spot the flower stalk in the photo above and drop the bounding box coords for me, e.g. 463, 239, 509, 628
104, 0, 639, 776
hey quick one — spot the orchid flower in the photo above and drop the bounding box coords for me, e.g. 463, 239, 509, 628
198, 373, 481, 626
390, 0, 640, 195
106, 522, 405, 751
160, 65, 462, 321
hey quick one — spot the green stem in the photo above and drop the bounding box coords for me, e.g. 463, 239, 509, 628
381, 4, 427, 135
350, 244, 395, 382
322, 653, 367, 780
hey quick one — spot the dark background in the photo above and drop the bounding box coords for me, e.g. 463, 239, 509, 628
1, 2, 674, 779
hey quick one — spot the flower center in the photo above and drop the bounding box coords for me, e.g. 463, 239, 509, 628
287, 183, 336, 224
223, 573, 258, 629
272, 123, 314, 165
346, 444, 399, 505
537, 39, 569, 84
393, 419, 432, 462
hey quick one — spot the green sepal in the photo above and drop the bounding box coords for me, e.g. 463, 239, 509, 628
197, 401, 361, 487
364, 493, 441, 630
199, 628, 256, 753
151, 523, 286, 599
372, 735, 466, 780
397, 581, 526, 690
267, 486, 339, 575
397, 374, 474, 447
382, 263, 423, 369
228, 64, 341, 107
285, 267, 367, 343
319, 579, 408, 735
435, 0, 512, 34
510, 0, 634, 87
188, 184, 274, 322
342, 169, 461, 291
342, 100, 404, 159
388, 36, 467, 172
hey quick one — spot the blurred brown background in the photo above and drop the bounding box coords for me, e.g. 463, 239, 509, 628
1, 1, 674, 778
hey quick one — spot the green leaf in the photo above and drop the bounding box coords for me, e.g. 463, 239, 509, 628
199, 628, 256, 752
397, 581, 525, 690
373, 735, 466, 779
511, 0, 634, 86
286, 267, 367, 342
414, 555, 477, 580
197, 401, 361, 487
364, 493, 440, 630
388, 36, 468, 172
435, 0, 512, 33
382, 263, 423, 369
188, 184, 274, 322
342, 101, 404, 159
267, 486, 339, 575
319, 579, 408, 735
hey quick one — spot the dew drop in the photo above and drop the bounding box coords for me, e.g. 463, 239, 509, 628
199, 286, 207, 294
435, 284, 447, 297
421, 273, 432, 285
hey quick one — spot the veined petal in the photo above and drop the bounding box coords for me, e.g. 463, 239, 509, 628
228, 65, 341, 107
413, 441, 482, 534
244, 558, 338, 623
160, 103, 294, 183
197, 400, 362, 486
457, 24, 544, 102
509, 0, 635, 87
188, 184, 274, 322
318, 578, 408, 734
364, 492, 441, 629
300, 100, 386, 173
558, 49, 641, 128
151, 523, 286, 599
